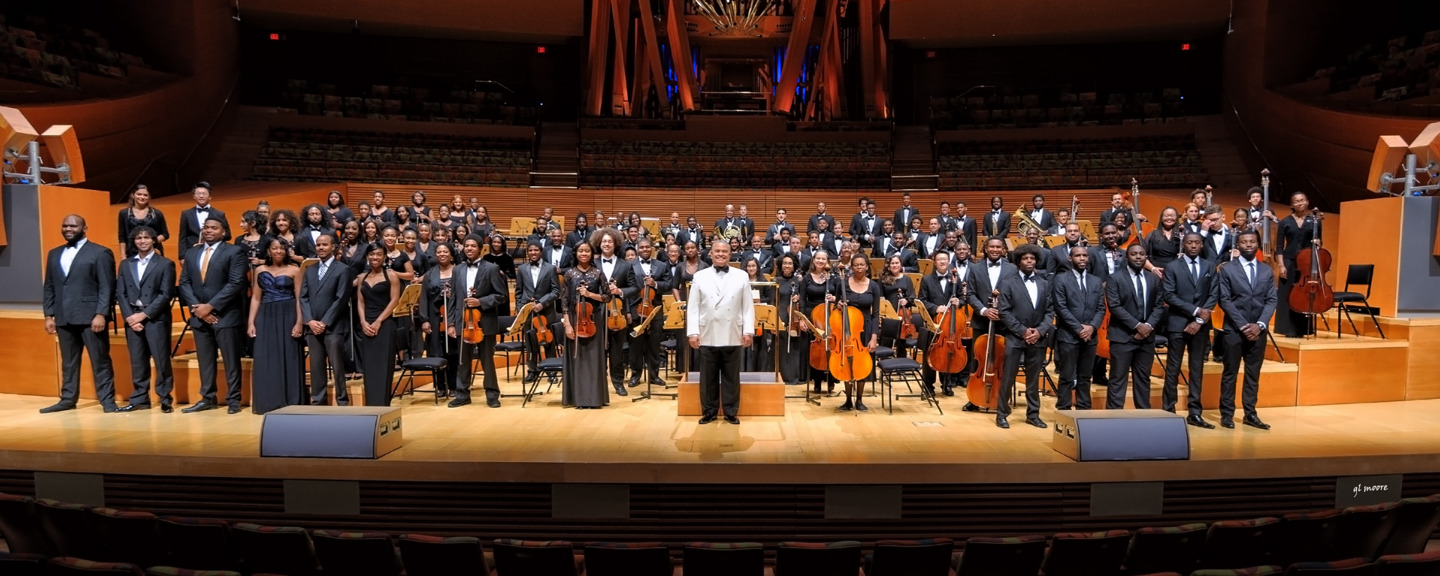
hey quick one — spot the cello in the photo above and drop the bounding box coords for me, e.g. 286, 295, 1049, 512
926, 269, 970, 376
462, 286, 485, 344
966, 290, 1006, 410
1288, 210, 1333, 330
825, 303, 873, 383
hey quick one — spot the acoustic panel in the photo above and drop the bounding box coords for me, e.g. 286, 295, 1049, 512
1409, 121, 1440, 171
1368, 135, 1410, 193
1091, 482, 1164, 516
553, 484, 630, 518
34, 471, 104, 507
39, 125, 83, 184
825, 485, 901, 519
284, 479, 360, 516
0, 106, 37, 157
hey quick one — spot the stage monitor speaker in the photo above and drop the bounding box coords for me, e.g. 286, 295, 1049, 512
39, 125, 83, 184
1409, 121, 1440, 172
1369, 135, 1410, 193
0, 106, 37, 157
1052, 410, 1188, 462
261, 406, 402, 459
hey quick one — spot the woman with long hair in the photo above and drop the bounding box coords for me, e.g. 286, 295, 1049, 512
338, 219, 366, 273
418, 243, 459, 399
246, 238, 304, 414
825, 254, 882, 412
118, 184, 169, 258
270, 209, 301, 264
234, 210, 269, 268
407, 190, 431, 224
402, 228, 430, 279
380, 225, 416, 282
361, 219, 382, 245
1144, 206, 1182, 277
742, 258, 773, 372
484, 234, 516, 280
325, 190, 353, 231
559, 241, 609, 409
775, 253, 804, 385
801, 251, 836, 396
878, 253, 919, 359
356, 244, 401, 406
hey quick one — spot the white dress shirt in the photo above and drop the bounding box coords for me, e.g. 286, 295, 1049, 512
60, 238, 87, 276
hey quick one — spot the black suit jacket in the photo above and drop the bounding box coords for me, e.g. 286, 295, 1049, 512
954, 216, 978, 250
448, 260, 509, 336
628, 258, 671, 319
998, 273, 1054, 341
1201, 229, 1234, 263
848, 213, 880, 246
1028, 208, 1057, 234
598, 257, 638, 306
764, 221, 796, 244
300, 258, 354, 334
1105, 267, 1165, 343
1048, 242, 1099, 276
676, 227, 706, 249
178, 242, 249, 328
43, 240, 117, 325
808, 213, 836, 233
1161, 255, 1220, 333
893, 206, 921, 232
981, 210, 1011, 239
1100, 208, 1134, 230
1217, 259, 1278, 332
738, 248, 774, 274
966, 259, 1019, 332
542, 242, 575, 270
917, 270, 965, 317
1051, 269, 1105, 344
116, 254, 176, 323
176, 207, 230, 252
291, 227, 336, 260
515, 260, 562, 322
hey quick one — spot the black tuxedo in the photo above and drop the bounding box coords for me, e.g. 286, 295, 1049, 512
1099, 208, 1134, 230
808, 213, 836, 233
715, 217, 747, 241
877, 247, 920, 273
916, 233, 944, 259
1104, 267, 1164, 409
1161, 255, 1219, 416
893, 206, 920, 233
449, 259, 509, 403
1201, 229, 1234, 263
997, 273, 1053, 420
982, 210, 1011, 240
848, 213, 881, 247
515, 259, 561, 375
177, 206, 230, 254
1048, 242, 1100, 276
1217, 258, 1277, 422
566, 227, 594, 250
1028, 208, 1057, 235
543, 242, 574, 270
597, 256, 638, 386
1051, 269, 1104, 409
953, 216, 978, 250
178, 241, 249, 407
764, 221, 796, 244
739, 247, 774, 275
300, 257, 354, 405
965, 259, 1019, 334
44, 239, 118, 409
628, 258, 671, 382
677, 227, 706, 249
291, 227, 335, 260
117, 253, 176, 408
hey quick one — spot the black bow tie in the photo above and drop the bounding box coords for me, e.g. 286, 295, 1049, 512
641, 260, 651, 265
602, 258, 613, 264
715, 266, 728, 273
989, 261, 1002, 268
1024, 275, 1035, 283
64, 238, 82, 248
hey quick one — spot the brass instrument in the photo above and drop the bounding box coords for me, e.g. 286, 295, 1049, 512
1013, 205, 1045, 238
1204, 184, 1214, 208
722, 222, 742, 242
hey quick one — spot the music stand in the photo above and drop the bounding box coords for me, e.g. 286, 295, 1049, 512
918, 258, 934, 276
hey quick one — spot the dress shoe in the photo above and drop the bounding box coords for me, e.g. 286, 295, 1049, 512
102, 405, 119, 413
995, 416, 1010, 429
698, 414, 718, 424
522, 372, 540, 384
160, 405, 174, 414
117, 404, 151, 412
447, 397, 471, 408
837, 400, 854, 412
486, 399, 502, 408
627, 377, 640, 388
855, 401, 869, 412
1026, 417, 1048, 429
181, 401, 217, 413
723, 415, 740, 425
39, 402, 76, 414
1186, 415, 1216, 429
1243, 416, 1271, 430
649, 377, 667, 386
613, 384, 629, 397
227, 405, 243, 414
1220, 419, 1235, 429
942, 386, 955, 397
961, 402, 980, 412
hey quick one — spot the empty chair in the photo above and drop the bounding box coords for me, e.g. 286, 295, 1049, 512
230, 523, 320, 576
156, 517, 236, 572
1275, 509, 1342, 566
46, 557, 145, 575
0, 552, 47, 576
954, 536, 1042, 576
1282, 558, 1378, 575
310, 530, 402, 576
491, 539, 581, 576
0, 492, 55, 555
1381, 495, 1440, 556
90, 508, 162, 567
1375, 549, 1440, 576
681, 542, 767, 576
35, 499, 103, 560
1124, 523, 1209, 576
1190, 567, 1283, 576
144, 568, 243, 576
867, 538, 958, 576
398, 534, 489, 576
773, 541, 862, 576
1201, 517, 1281, 569
1330, 265, 1386, 339
1330, 503, 1401, 561
1040, 530, 1130, 576
583, 542, 674, 576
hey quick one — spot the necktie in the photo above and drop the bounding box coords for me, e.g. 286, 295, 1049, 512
1078, 272, 1086, 292
1191, 259, 1200, 281
1248, 262, 1256, 287
199, 245, 213, 282
1134, 272, 1146, 307
318, 261, 329, 282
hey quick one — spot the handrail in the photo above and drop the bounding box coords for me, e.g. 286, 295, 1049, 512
173, 78, 241, 192
123, 154, 172, 197
1224, 91, 1331, 210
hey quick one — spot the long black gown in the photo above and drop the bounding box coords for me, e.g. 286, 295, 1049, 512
1276, 214, 1321, 337
560, 266, 609, 408
358, 272, 396, 406
251, 271, 303, 414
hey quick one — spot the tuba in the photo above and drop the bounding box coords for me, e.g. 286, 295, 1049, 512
1013, 205, 1044, 238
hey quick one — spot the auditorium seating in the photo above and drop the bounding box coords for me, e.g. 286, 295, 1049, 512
251, 127, 533, 187
280, 79, 539, 126
1296, 28, 1440, 108
929, 88, 1186, 130
578, 139, 892, 189
0, 12, 150, 91
936, 134, 1209, 190
1, 493, 1437, 576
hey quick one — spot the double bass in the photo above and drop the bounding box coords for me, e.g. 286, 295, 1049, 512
1120, 178, 1144, 249
1289, 211, 1333, 323
967, 290, 1006, 410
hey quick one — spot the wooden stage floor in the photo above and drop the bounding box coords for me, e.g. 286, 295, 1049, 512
3, 370, 1440, 486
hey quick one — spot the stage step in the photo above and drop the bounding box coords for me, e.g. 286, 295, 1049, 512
531, 121, 579, 188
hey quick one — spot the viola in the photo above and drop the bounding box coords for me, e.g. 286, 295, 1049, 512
825, 302, 873, 382
897, 288, 919, 341
462, 286, 485, 344
605, 281, 628, 331
1289, 212, 1334, 316
966, 290, 1006, 410
926, 276, 969, 375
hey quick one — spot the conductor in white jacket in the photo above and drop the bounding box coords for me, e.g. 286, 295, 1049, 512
687, 241, 756, 425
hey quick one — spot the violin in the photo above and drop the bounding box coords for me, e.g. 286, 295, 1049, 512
637, 274, 656, 317
897, 288, 919, 341
462, 286, 485, 344
966, 290, 1006, 410
572, 274, 598, 339
531, 302, 553, 346
926, 274, 969, 375
605, 280, 628, 331
1121, 178, 1144, 249
825, 301, 873, 383
1289, 211, 1333, 316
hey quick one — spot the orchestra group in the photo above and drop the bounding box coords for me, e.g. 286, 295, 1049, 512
43, 181, 1326, 430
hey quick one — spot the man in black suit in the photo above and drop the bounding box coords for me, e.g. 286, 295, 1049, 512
936, 201, 957, 233
176, 182, 229, 257
449, 235, 510, 408
880, 231, 920, 273
1216, 230, 1277, 430
628, 238, 671, 387
996, 244, 1054, 429
116, 226, 176, 412
1048, 223, 1092, 275
1200, 205, 1234, 263
301, 234, 354, 406
594, 229, 638, 395
982, 196, 1011, 240
735, 204, 756, 241
740, 233, 775, 274
178, 217, 249, 414
849, 200, 881, 250
1162, 232, 1219, 428
1099, 192, 1132, 231
677, 215, 706, 250
567, 214, 594, 250
917, 251, 968, 396
1027, 194, 1057, 236
544, 227, 575, 271
916, 217, 944, 259
1020, 228, 1054, 276
953, 201, 978, 250
770, 228, 796, 262
291, 203, 333, 260
962, 237, 1018, 412
1104, 243, 1165, 410
515, 240, 561, 384
715, 204, 744, 244
894, 193, 920, 234
41, 214, 119, 414
808, 201, 836, 233
1051, 244, 1105, 411
764, 208, 797, 244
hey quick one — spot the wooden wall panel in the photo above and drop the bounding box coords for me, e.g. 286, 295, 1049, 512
0, 313, 59, 397
1293, 344, 1408, 406
1335, 197, 1402, 316
1406, 322, 1440, 400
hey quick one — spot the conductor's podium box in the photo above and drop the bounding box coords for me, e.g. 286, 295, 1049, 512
679, 371, 785, 416
261, 406, 403, 459
1052, 409, 1189, 462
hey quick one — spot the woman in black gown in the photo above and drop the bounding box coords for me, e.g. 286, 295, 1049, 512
774, 254, 804, 385
356, 244, 401, 406
1144, 207, 1182, 277
743, 258, 773, 372
827, 254, 883, 412
1275, 192, 1322, 337
559, 242, 609, 409
117, 184, 169, 258
800, 251, 836, 396
418, 243, 459, 398
246, 238, 304, 414
484, 235, 516, 280
878, 254, 919, 359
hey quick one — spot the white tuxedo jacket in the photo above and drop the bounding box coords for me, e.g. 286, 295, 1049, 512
686, 266, 755, 347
